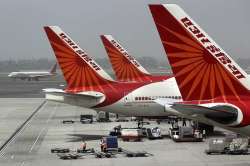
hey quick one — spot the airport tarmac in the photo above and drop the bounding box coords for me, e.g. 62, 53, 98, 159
0, 73, 65, 98
0, 98, 45, 147
0, 98, 250, 166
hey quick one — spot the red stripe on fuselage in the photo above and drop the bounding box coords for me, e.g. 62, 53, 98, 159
65, 80, 153, 108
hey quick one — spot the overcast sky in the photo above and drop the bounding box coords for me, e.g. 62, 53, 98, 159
0, 0, 249, 63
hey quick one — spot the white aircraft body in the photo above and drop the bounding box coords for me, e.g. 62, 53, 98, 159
8, 63, 57, 81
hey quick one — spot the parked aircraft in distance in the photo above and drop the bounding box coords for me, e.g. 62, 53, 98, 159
100, 35, 168, 82
150, 4, 250, 136
8, 63, 57, 81
43, 26, 182, 118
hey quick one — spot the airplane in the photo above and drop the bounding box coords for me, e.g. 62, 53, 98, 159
149, 4, 250, 136
100, 35, 169, 82
8, 63, 57, 81
43, 26, 182, 118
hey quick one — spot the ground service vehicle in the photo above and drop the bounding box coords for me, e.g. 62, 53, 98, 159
57, 153, 81, 160
121, 128, 143, 141
205, 138, 248, 155
80, 114, 93, 123
51, 148, 70, 153
169, 126, 203, 142
146, 127, 162, 139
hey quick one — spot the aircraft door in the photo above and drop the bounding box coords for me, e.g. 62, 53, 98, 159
124, 92, 133, 106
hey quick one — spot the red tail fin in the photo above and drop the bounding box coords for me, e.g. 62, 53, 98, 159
44, 26, 113, 91
149, 4, 249, 101
100, 35, 152, 82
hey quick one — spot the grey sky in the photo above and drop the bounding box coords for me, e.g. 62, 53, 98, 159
0, 0, 249, 63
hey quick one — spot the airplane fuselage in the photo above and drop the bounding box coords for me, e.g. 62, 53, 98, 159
45, 77, 182, 117
98, 77, 181, 117
8, 71, 55, 80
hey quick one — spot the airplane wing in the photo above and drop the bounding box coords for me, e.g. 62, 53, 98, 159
30, 75, 47, 78
154, 99, 239, 126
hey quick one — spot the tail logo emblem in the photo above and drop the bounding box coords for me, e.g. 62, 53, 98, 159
110, 39, 140, 67
156, 22, 245, 101
181, 17, 245, 79
60, 33, 101, 71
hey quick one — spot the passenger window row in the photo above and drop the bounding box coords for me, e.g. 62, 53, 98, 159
134, 96, 182, 101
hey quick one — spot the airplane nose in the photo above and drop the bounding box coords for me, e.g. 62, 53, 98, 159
8, 73, 14, 77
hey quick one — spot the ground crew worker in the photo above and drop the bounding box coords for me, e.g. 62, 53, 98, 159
173, 119, 179, 129
182, 118, 186, 126
114, 124, 121, 133
202, 129, 206, 139
100, 138, 106, 152
80, 139, 87, 150
170, 119, 174, 128
155, 127, 161, 136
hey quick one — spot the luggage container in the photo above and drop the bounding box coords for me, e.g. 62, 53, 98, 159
121, 128, 143, 141
205, 137, 248, 155
106, 136, 118, 149
96, 112, 111, 122
228, 138, 248, 154
101, 136, 121, 152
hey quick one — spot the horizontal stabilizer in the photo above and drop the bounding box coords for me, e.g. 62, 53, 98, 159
43, 88, 104, 98
43, 88, 105, 108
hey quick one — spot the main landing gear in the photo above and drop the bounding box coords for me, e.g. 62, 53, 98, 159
136, 117, 150, 128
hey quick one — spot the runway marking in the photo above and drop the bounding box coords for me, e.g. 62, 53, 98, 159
0, 100, 47, 157
29, 103, 58, 153
29, 127, 45, 153
46, 104, 58, 124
